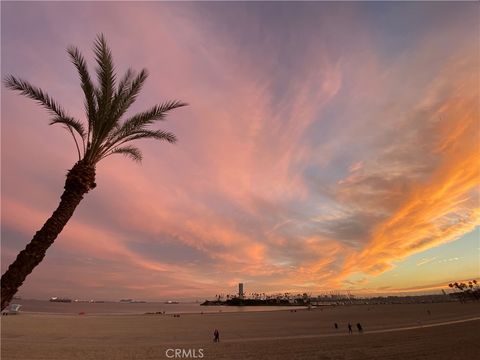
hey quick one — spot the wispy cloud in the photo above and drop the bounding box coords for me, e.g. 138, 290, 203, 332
416, 257, 437, 267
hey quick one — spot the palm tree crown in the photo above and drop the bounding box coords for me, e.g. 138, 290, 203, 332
5, 34, 187, 165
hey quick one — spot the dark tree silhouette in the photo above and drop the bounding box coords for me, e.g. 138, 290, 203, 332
448, 280, 479, 302
1, 35, 187, 310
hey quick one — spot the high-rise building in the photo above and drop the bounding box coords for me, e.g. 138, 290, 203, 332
239, 283, 244, 299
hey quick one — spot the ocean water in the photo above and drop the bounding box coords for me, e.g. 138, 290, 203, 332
12, 299, 307, 315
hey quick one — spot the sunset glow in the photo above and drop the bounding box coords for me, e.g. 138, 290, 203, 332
2, 2, 479, 300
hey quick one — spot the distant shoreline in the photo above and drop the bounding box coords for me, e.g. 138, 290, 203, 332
200, 294, 461, 307
200, 299, 306, 306
8, 299, 308, 315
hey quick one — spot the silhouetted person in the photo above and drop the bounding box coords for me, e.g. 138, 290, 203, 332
334, 323, 338, 329
348, 323, 353, 334
213, 329, 220, 342
356, 323, 363, 333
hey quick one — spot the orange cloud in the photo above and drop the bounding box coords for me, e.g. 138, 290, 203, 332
336, 56, 479, 283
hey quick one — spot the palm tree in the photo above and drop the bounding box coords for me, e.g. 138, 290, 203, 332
1, 34, 187, 310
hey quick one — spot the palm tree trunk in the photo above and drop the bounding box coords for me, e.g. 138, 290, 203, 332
1, 160, 96, 310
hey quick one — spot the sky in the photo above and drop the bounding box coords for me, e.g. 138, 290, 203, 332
1, 2, 479, 301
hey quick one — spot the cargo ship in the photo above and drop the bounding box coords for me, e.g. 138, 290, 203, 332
49, 297, 72, 303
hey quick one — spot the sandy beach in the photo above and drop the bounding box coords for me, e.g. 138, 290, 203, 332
2, 302, 479, 359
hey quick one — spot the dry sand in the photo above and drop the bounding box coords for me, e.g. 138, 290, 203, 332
2, 302, 479, 359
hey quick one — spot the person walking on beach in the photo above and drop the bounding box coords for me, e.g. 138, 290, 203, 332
348, 323, 353, 334
213, 329, 220, 342
334, 323, 338, 329
356, 323, 363, 333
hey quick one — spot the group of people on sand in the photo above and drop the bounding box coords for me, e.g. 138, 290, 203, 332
335, 322, 363, 333
211, 309, 432, 341
212, 321, 363, 343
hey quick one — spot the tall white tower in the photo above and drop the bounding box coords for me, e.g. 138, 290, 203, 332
239, 283, 244, 299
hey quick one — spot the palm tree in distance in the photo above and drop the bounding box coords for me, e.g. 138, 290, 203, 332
1, 34, 187, 310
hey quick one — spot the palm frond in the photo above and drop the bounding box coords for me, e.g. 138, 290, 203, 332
49, 116, 86, 139
110, 69, 148, 123
4, 75, 70, 119
114, 68, 135, 105
93, 34, 116, 141
117, 100, 187, 136
50, 116, 86, 160
67, 46, 96, 139
101, 68, 148, 141
99, 129, 176, 159
102, 145, 143, 162
94, 34, 116, 106
100, 100, 183, 153
122, 129, 177, 144
107, 68, 134, 122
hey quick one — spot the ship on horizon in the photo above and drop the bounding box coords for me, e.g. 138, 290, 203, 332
119, 299, 146, 303
49, 297, 72, 303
